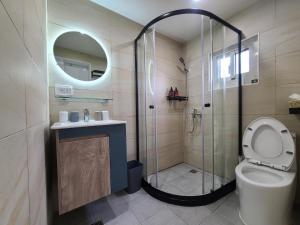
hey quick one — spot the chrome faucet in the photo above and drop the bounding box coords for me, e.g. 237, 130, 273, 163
83, 108, 89, 122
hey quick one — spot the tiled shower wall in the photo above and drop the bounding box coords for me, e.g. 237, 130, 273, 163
47, 0, 186, 165
0, 0, 48, 225
182, 22, 240, 182
147, 34, 186, 173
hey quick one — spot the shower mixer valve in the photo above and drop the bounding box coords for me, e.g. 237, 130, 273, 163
189, 108, 202, 133
192, 108, 202, 118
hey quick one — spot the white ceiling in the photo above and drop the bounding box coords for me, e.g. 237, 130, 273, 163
91, 0, 261, 43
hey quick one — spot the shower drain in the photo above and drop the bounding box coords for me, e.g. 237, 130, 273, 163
189, 169, 198, 174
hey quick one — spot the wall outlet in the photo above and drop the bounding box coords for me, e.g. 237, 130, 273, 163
55, 84, 74, 97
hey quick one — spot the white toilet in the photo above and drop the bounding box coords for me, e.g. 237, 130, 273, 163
235, 117, 297, 225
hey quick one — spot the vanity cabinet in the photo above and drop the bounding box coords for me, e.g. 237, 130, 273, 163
51, 120, 128, 215
57, 135, 111, 214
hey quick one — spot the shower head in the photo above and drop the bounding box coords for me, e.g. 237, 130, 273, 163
179, 57, 189, 73
179, 57, 186, 66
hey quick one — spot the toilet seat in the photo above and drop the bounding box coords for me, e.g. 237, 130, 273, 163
243, 117, 295, 171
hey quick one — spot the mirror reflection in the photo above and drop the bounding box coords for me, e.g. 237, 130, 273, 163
54, 32, 107, 81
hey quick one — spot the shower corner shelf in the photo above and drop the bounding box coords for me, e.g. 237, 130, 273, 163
55, 95, 113, 103
289, 108, 300, 114
167, 96, 188, 101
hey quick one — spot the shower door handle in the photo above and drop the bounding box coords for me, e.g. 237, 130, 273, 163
149, 105, 155, 109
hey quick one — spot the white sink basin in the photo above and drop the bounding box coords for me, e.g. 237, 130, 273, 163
51, 119, 126, 130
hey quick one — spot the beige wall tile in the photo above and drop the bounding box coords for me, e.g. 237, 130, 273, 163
26, 63, 48, 127
112, 68, 135, 94
0, 132, 30, 225
111, 50, 134, 72
27, 124, 47, 225
47, 0, 111, 40
276, 35, 300, 56
0, 0, 48, 224
33, 0, 46, 31
127, 137, 137, 161
1, 0, 24, 37
276, 52, 300, 85
156, 34, 183, 64
259, 30, 276, 60
156, 58, 186, 81
158, 143, 184, 170
24, 0, 44, 72
0, 3, 28, 139
275, 0, 300, 24
243, 85, 276, 115
259, 58, 276, 86
230, 0, 275, 37
156, 114, 183, 134
113, 91, 135, 117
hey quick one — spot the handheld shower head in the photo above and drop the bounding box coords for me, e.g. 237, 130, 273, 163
179, 57, 186, 66
179, 57, 189, 73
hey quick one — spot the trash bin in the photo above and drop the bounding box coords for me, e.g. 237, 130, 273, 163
125, 160, 143, 194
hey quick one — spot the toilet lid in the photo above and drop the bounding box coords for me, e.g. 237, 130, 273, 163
243, 117, 295, 171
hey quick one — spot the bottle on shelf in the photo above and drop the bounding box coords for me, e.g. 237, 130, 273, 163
174, 87, 179, 97
168, 87, 174, 97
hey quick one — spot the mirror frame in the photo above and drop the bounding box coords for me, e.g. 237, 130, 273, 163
51, 29, 111, 85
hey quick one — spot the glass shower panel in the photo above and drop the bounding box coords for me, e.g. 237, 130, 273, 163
202, 17, 214, 195
211, 21, 239, 190
137, 36, 147, 179
137, 28, 157, 185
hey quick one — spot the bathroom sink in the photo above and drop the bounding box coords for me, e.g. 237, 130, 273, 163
51, 120, 126, 130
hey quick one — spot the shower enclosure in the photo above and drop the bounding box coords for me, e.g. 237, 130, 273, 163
135, 9, 242, 206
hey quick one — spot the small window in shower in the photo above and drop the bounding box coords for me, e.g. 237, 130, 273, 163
220, 56, 232, 79
213, 34, 259, 89
236, 49, 250, 74
238, 35, 259, 86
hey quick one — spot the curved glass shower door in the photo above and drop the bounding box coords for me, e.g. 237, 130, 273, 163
135, 9, 242, 206
204, 19, 240, 193
136, 27, 158, 187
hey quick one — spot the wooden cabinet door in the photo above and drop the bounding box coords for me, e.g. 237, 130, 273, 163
57, 135, 111, 214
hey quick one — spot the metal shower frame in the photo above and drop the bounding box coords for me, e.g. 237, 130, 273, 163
134, 8, 242, 206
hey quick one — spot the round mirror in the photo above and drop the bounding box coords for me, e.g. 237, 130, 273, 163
53, 32, 108, 81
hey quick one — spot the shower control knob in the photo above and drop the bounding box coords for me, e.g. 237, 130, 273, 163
204, 103, 211, 107
149, 105, 155, 109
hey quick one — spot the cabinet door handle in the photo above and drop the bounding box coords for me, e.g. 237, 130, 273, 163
149, 105, 155, 109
